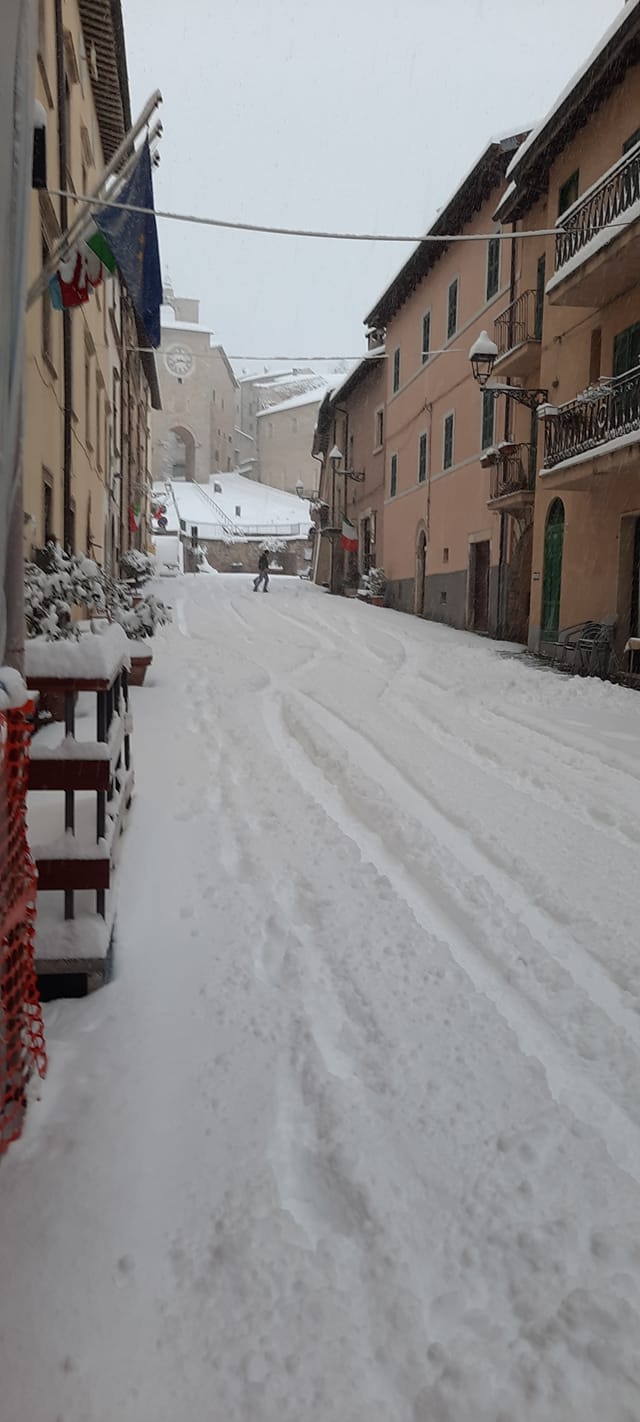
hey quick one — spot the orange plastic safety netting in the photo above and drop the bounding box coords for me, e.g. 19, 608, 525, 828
0, 699, 46, 1154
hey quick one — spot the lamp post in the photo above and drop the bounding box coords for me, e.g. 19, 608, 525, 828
468, 330, 548, 409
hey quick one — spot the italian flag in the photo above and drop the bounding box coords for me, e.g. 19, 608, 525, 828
342, 516, 358, 552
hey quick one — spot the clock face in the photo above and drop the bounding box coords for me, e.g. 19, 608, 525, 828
165, 345, 194, 378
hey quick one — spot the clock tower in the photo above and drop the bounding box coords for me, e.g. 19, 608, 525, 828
151, 288, 240, 486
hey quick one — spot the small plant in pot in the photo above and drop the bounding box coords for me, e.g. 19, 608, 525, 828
358, 567, 387, 605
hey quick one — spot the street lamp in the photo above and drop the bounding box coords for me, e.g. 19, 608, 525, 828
469, 330, 548, 409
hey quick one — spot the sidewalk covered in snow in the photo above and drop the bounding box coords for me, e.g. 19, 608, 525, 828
2, 575, 640, 1421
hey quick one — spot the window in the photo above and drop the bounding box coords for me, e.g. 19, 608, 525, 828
96, 385, 102, 469
212, 388, 216, 403
589, 327, 602, 385
418, 431, 428, 483
613, 321, 640, 378
43, 472, 53, 545
443, 548, 449, 564
41, 236, 53, 365
447, 279, 458, 339
235, 505, 241, 517
85, 356, 92, 448
535, 254, 546, 340
486, 238, 500, 301
390, 452, 398, 498
112, 370, 120, 455
558, 169, 579, 216
375, 407, 384, 447
422, 311, 431, 363
481, 391, 495, 451
392, 347, 401, 393
443, 412, 454, 470
623, 128, 640, 155
38, 0, 45, 56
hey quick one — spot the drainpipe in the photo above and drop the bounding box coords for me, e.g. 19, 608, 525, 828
54, 0, 72, 552
496, 220, 518, 638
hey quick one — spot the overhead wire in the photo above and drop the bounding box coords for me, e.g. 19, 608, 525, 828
45, 188, 634, 246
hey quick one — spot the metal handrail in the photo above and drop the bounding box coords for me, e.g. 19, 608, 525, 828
494, 290, 540, 357
543, 364, 640, 468
555, 143, 640, 272
489, 443, 535, 500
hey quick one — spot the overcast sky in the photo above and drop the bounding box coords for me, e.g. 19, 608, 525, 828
122, 0, 621, 369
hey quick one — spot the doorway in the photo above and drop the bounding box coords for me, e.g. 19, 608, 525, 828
415, 529, 427, 616
541, 498, 565, 640
470, 540, 490, 632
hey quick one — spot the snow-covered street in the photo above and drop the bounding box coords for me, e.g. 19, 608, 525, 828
3, 574, 640, 1421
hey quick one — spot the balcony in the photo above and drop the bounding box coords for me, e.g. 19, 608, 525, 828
493, 290, 541, 380
541, 365, 640, 489
548, 143, 640, 307
486, 443, 536, 511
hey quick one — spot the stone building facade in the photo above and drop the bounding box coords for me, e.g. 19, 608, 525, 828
151, 289, 239, 484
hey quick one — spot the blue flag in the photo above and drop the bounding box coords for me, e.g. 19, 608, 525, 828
95, 141, 162, 347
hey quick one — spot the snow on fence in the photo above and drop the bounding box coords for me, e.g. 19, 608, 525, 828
0, 687, 47, 1153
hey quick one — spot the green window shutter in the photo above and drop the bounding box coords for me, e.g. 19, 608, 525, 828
418, 432, 427, 483
393, 348, 400, 393
486, 238, 500, 300
481, 392, 495, 450
422, 312, 430, 363
390, 453, 397, 497
447, 280, 458, 339
443, 414, 454, 470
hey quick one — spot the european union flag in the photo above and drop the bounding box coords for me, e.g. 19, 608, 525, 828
95, 141, 162, 347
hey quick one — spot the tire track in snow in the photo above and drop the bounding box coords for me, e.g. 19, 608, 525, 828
262, 686, 640, 1184
408, 659, 640, 789
292, 688, 640, 1061
379, 676, 640, 853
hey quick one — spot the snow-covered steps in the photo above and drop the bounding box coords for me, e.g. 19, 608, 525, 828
25, 640, 135, 997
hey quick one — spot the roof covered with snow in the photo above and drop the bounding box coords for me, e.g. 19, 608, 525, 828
497, 1, 640, 220
365, 131, 530, 328
256, 387, 330, 417
159, 473, 312, 538
328, 350, 386, 406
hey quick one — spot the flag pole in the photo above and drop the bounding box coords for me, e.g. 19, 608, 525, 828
26, 89, 162, 310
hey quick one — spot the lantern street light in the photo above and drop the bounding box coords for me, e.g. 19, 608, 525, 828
469, 330, 548, 409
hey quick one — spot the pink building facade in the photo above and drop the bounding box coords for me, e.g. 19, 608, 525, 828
365, 136, 531, 638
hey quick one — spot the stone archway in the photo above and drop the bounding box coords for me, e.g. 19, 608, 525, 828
167, 425, 196, 482
414, 522, 428, 616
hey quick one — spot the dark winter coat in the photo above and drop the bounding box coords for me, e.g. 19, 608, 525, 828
258, 551, 269, 572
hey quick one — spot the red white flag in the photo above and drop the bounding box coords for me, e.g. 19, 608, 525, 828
342, 516, 358, 552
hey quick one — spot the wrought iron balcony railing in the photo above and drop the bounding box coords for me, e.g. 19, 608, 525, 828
543, 364, 640, 469
489, 443, 536, 501
555, 142, 640, 273
494, 289, 541, 357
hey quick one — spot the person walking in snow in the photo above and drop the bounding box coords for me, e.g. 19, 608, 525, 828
253, 549, 270, 593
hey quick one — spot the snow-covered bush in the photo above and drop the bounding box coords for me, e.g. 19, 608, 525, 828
259, 537, 287, 555
358, 566, 387, 599
25, 545, 106, 639
120, 549, 154, 586
110, 592, 172, 640
24, 543, 171, 642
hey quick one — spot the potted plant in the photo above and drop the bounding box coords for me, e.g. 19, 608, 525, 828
24, 545, 108, 719
109, 592, 171, 684
357, 566, 387, 606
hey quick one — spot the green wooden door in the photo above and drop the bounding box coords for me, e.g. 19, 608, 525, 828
542, 500, 565, 639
